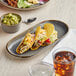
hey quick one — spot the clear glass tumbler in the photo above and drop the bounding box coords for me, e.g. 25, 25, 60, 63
52, 47, 76, 76
29, 62, 54, 76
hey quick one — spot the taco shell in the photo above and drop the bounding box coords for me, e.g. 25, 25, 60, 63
16, 33, 35, 54
42, 23, 58, 46
31, 26, 47, 50
44, 23, 54, 37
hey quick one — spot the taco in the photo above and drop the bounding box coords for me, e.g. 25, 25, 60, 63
31, 26, 48, 50
42, 23, 58, 46
16, 33, 35, 54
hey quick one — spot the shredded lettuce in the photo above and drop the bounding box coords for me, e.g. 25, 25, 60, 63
17, 0, 32, 8
50, 30, 58, 43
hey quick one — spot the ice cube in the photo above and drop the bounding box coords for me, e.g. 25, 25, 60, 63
66, 65, 69, 70
63, 57, 69, 63
55, 73, 61, 76
56, 56, 62, 61
61, 69, 65, 75
66, 52, 74, 61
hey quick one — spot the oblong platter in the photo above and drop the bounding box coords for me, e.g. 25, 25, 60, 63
0, 0, 50, 10
6, 20, 69, 58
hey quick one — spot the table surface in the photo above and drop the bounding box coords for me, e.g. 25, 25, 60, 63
0, 0, 76, 76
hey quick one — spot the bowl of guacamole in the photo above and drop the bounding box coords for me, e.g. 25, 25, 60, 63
1, 13, 21, 33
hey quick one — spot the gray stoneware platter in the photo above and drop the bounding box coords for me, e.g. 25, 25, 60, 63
0, 0, 49, 10
6, 20, 69, 58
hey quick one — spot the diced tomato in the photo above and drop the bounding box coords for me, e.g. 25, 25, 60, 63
38, 40, 42, 45
45, 38, 51, 44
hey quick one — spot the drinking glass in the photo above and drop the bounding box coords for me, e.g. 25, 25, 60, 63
52, 47, 76, 76
29, 62, 54, 76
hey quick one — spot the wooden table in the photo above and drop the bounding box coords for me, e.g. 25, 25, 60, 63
0, 0, 76, 76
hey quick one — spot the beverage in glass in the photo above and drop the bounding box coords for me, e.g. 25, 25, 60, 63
53, 47, 76, 76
